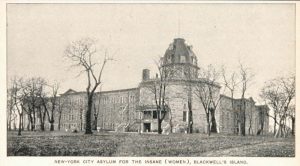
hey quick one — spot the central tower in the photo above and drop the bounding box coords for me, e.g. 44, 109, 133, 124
160, 38, 199, 80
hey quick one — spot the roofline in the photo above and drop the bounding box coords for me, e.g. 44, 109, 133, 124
97, 87, 138, 94
220, 94, 255, 102
140, 78, 221, 88
161, 63, 200, 69
60, 91, 85, 96
60, 87, 139, 96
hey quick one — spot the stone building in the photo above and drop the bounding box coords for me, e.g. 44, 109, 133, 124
53, 38, 269, 135
59, 88, 140, 132
219, 95, 269, 135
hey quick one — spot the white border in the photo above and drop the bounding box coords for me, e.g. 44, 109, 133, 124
0, 1, 298, 166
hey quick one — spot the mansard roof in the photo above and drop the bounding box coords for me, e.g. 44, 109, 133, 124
162, 38, 198, 66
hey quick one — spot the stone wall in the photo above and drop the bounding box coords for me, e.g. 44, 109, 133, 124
139, 80, 220, 133
94, 88, 139, 132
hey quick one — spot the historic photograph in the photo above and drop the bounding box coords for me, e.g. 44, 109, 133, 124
6, 3, 295, 157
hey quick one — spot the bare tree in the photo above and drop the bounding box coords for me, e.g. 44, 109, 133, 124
238, 62, 254, 136
153, 63, 171, 134
142, 59, 176, 134
274, 76, 295, 138
20, 77, 46, 131
194, 65, 221, 136
221, 66, 240, 134
287, 104, 295, 136
10, 77, 27, 135
93, 86, 102, 130
182, 65, 195, 134
40, 83, 60, 131
260, 85, 280, 135
247, 104, 255, 135
260, 75, 295, 138
7, 88, 16, 131
65, 38, 113, 134
36, 103, 47, 131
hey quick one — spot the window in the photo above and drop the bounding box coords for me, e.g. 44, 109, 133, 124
153, 111, 157, 119
143, 111, 152, 119
183, 111, 187, 122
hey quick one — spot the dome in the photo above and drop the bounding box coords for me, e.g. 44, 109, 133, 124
162, 38, 198, 66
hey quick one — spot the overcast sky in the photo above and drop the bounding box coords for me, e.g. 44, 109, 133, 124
7, 3, 295, 103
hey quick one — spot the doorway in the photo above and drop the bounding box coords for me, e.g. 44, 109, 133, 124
143, 123, 151, 132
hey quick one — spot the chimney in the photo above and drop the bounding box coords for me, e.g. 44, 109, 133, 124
142, 69, 150, 81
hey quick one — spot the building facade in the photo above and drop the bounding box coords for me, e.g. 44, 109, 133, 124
47, 38, 269, 135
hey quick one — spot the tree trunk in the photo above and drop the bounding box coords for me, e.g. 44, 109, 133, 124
169, 110, 173, 133
85, 95, 93, 134
33, 111, 36, 131
13, 121, 17, 131
156, 108, 162, 134
8, 114, 12, 131
38, 107, 45, 131
187, 100, 193, 134
275, 119, 282, 138
49, 112, 55, 131
210, 108, 217, 133
27, 115, 30, 131
248, 125, 251, 135
273, 115, 277, 135
18, 113, 23, 136
21, 115, 24, 131
29, 115, 35, 131
40, 122, 45, 131
158, 119, 162, 134
291, 117, 295, 136
283, 118, 287, 137
94, 116, 98, 130
206, 113, 211, 136
50, 121, 54, 131
260, 117, 264, 135
241, 101, 246, 136
58, 112, 62, 131
188, 111, 193, 134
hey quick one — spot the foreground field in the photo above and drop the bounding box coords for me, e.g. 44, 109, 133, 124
7, 131, 295, 157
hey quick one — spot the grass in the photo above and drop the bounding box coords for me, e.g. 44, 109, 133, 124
7, 131, 295, 157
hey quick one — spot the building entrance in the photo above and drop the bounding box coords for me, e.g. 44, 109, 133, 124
143, 123, 151, 132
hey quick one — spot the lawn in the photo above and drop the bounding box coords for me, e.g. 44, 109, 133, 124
7, 131, 295, 157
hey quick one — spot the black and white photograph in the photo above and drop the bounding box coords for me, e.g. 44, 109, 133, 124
1, 1, 298, 165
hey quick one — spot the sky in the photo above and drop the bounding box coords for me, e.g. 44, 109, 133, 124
7, 3, 295, 103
